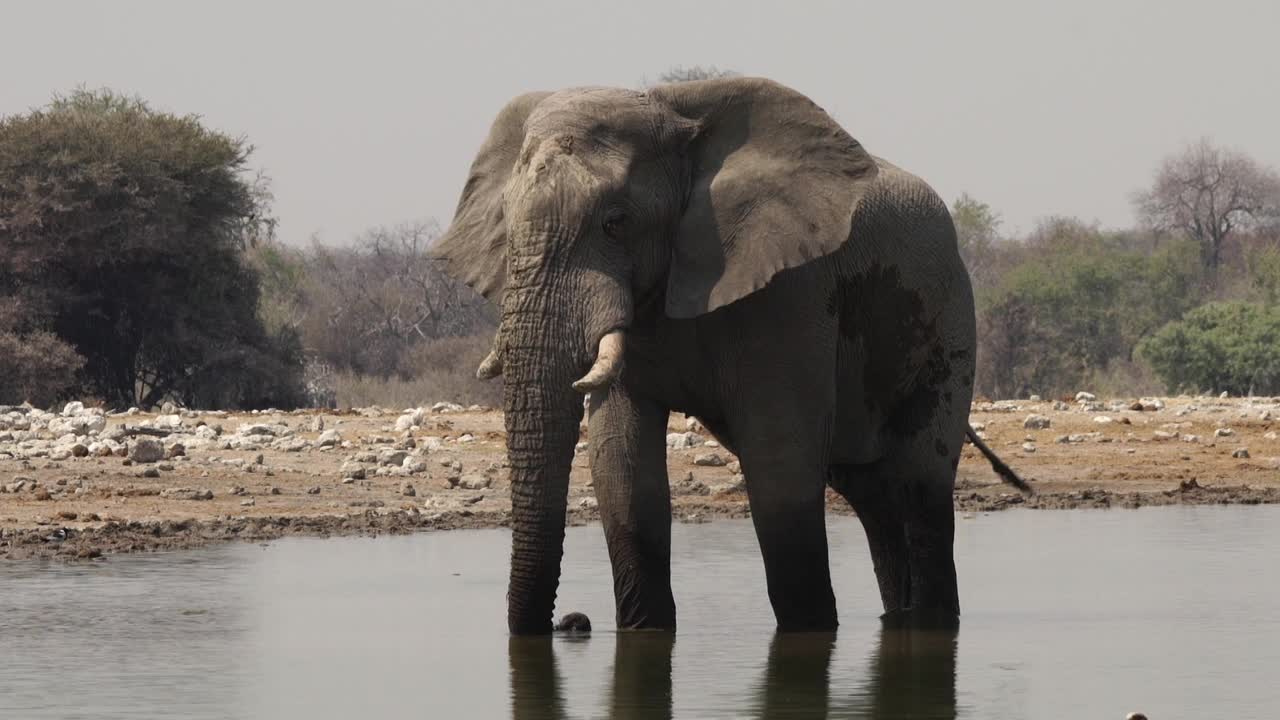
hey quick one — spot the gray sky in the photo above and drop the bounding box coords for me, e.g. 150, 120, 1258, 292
5, 0, 1278, 243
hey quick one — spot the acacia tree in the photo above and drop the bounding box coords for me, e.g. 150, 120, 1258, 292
1133, 138, 1280, 272
0, 89, 299, 408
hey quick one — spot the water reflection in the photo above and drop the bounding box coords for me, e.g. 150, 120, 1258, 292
509, 627, 957, 719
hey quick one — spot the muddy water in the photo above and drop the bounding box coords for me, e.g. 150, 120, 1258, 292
2, 507, 1278, 719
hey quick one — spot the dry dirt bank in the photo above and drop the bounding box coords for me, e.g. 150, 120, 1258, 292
3, 394, 1279, 560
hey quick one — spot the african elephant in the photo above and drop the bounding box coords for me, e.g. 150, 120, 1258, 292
433, 77, 1025, 635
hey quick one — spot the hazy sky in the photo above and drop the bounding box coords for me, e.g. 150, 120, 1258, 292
5, 0, 1278, 244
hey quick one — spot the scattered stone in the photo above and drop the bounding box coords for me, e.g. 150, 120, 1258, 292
666, 432, 704, 450
693, 452, 727, 467
1023, 414, 1052, 430
317, 430, 342, 448
129, 439, 165, 464
400, 482, 417, 497
138, 467, 161, 478
307, 486, 321, 495
1052, 400, 1071, 411
340, 462, 367, 480
1028, 394, 1042, 402
1215, 428, 1235, 437
1075, 391, 1096, 402
1233, 448, 1251, 459
456, 433, 475, 444
57, 510, 78, 520
268, 486, 282, 495
1021, 442, 1036, 453
578, 497, 598, 510
1093, 416, 1113, 424
159, 487, 213, 501
240, 498, 256, 507
431, 401, 464, 413
1152, 431, 1177, 441
379, 449, 408, 467
33, 488, 52, 501
458, 475, 490, 490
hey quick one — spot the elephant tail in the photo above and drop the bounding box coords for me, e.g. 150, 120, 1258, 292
965, 425, 1034, 496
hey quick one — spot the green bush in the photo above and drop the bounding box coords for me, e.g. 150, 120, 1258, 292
1138, 302, 1280, 395
975, 222, 1203, 398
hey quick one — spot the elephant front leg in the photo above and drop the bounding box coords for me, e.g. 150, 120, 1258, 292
587, 386, 675, 631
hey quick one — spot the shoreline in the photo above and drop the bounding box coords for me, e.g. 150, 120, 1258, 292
6, 397, 1280, 560
3, 481, 1276, 561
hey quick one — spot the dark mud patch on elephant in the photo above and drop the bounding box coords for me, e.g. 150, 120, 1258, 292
830, 264, 952, 436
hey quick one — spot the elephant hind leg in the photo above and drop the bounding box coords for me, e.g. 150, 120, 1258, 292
832, 445, 960, 623
830, 464, 910, 614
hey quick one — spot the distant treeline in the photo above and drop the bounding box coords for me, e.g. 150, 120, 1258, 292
2, 87, 1278, 410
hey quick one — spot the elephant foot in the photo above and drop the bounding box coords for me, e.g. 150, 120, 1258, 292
774, 614, 839, 633
879, 607, 959, 631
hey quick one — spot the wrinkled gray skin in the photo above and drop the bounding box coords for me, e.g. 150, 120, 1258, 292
435, 77, 1001, 635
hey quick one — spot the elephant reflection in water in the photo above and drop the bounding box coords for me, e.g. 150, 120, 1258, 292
508, 628, 957, 719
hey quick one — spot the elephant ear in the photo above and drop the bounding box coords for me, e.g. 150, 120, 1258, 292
431, 91, 552, 301
649, 78, 878, 318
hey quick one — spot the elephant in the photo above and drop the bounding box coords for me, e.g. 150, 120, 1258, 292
433, 76, 1027, 635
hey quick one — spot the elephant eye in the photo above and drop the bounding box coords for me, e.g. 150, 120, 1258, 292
602, 209, 627, 239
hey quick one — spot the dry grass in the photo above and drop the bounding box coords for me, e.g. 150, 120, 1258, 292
331, 334, 501, 409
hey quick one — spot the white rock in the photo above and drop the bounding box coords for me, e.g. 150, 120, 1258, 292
1021, 442, 1036, 453
666, 432, 704, 450
1075, 391, 1096, 402
129, 439, 165, 463
431, 401, 464, 413
1214, 428, 1235, 437
317, 430, 342, 448
1093, 416, 1113, 424
693, 452, 727, 467
1023, 414, 1051, 430
62, 401, 85, 417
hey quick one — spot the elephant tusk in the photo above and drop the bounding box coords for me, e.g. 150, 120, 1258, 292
475, 348, 503, 381
571, 330, 625, 393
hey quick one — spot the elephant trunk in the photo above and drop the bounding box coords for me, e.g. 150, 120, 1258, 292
501, 287, 585, 634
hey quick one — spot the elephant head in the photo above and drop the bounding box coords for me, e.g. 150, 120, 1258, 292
432, 78, 879, 634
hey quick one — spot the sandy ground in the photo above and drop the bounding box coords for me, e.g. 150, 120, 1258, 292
3, 395, 1279, 559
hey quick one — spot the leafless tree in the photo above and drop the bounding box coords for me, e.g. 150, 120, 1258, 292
303, 221, 495, 377
645, 65, 741, 87
1133, 138, 1280, 272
